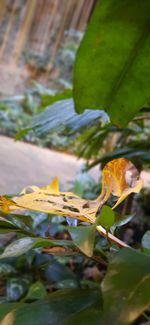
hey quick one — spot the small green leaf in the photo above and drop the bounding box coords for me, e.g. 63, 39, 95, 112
142, 231, 150, 255
69, 225, 96, 257
97, 205, 115, 229
25, 282, 47, 300
102, 248, 150, 325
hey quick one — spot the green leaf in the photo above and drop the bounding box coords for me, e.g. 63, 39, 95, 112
0, 237, 73, 259
97, 205, 115, 230
142, 231, 150, 255
25, 282, 47, 301
102, 248, 150, 325
73, 0, 150, 126
0, 289, 102, 325
0, 263, 16, 278
41, 88, 72, 107
68, 225, 96, 257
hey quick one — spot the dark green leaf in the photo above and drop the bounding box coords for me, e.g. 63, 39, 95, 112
0, 289, 102, 325
69, 225, 96, 257
73, 0, 150, 126
102, 248, 150, 325
97, 205, 115, 230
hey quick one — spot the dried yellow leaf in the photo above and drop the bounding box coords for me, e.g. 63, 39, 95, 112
0, 158, 143, 223
97, 158, 144, 209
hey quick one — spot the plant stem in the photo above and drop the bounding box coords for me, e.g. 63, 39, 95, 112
96, 225, 129, 248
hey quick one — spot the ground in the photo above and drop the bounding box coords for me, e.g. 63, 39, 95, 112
0, 135, 99, 194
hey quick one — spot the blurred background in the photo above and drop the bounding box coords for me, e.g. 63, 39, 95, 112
0, 0, 95, 95
0, 2, 149, 322
0, 0, 99, 194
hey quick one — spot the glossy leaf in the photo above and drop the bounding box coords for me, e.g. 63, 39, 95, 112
0, 289, 102, 325
73, 0, 150, 126
102, 248, 150, 324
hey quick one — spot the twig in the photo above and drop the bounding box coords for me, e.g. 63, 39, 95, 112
96, 225, 129, 248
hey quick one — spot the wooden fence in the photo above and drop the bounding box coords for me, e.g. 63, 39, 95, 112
0, 0, 95, 96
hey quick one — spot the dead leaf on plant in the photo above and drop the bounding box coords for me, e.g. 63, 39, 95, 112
0, 158, 143, 223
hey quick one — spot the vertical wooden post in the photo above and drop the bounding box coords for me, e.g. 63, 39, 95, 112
0, 0, 16, 60
13, 0, 37, 63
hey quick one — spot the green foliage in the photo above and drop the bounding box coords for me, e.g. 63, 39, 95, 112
0, 289, 102, 325
102, 248, 150, 325
73, 0, 150, 126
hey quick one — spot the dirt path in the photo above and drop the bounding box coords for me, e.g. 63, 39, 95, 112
0, 136, 99, 194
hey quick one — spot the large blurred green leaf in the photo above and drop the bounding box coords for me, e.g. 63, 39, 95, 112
102, 248, 150, 325
73, 0, 150, 126
0, 289, 102, 325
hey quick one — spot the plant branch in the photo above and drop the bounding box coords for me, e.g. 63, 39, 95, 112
96, 225, 129, 248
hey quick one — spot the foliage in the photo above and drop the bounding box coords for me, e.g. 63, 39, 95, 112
0, 159, 149, 324
73, 0, 150, 126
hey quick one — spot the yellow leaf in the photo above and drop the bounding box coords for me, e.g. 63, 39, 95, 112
0, 159, 143, 223
0, 196, 17, 213
41, 176, 59, 194
97, 158, 144, 208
